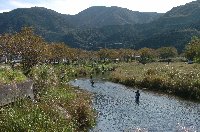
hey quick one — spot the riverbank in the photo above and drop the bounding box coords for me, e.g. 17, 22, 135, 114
0, 64, 96, 131
109, 62, 200, 101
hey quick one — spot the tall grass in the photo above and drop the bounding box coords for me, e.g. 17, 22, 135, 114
110, 62, 200, 100
0, 85, 95, 131
0, 66, 26, 84
0, 64, 96, 131
0, 62, 117, 131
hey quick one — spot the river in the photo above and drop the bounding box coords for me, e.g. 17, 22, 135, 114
69, 79, 200, 132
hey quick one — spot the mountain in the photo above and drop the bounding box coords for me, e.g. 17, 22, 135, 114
0, 6, 162, 32
72, 0, 200, 51
0, 7, 75, 43
71, 6, 162, 28
0, 7, 74, 33
136, 0, 200, 50
0, 1, 200, 51
0, 6, 163, 45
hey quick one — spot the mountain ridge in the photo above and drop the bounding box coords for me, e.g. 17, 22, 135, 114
0, 1, 200, 51
72, 6, 163, 27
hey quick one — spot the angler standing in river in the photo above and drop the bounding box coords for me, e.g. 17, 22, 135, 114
135, 90, 140, 104
90, 79, 94, 87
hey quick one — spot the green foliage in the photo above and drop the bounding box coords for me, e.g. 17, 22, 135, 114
138, 48, 156, 64
0, 66, 26, 84
110, 62, 200, 100
0, 27, 48, 71
28, 64, 70, 98
28, 62, 115, 100
0, 63, 97, 131
156, 46, 178, 59
0, 85, 95, 131
1, 2, 200, 51
184, 36, 200, 62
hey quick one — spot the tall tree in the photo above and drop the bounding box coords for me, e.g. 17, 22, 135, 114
156, 47, 178, 59
138, 47, 156, 64
0, 27, 48, 70
185, 36, 200, 62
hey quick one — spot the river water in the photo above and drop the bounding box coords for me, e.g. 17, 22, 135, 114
70, 79, 200, 132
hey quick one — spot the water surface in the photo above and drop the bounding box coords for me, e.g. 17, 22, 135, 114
70, 79, 200, 132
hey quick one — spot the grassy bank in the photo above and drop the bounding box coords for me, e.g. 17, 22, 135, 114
0, 85, 95, 131
109, 62, 200, 101
0, 64, 96, 131
0, 66, 27, 84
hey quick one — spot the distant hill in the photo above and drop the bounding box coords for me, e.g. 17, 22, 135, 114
71, 6, 162, 28
0, 1, 200, 51
0, 6, 162, 45
0, 7, 78, 43
71, 0, 200, 51
0, 6, 161, 32
0, 7, 74, 33
136, 0, 200, 51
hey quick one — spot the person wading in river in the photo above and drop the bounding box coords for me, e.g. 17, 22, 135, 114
90, 79, 94, 87
135, 90, 140, 104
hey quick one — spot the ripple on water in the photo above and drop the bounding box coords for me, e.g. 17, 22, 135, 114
70, 79, 200, 132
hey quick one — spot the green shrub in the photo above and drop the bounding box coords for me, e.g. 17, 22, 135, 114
0, 85, 96, 131
0, 67, 27, 84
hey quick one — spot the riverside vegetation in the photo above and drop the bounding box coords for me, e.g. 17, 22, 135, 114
110, 62, 200, 101
0, 66, 27, 84
0, 27, 200, 131
0, 54, 115, 131
109, 36, 200, 101
0, 27, 117, 131
0, 64, 97, 131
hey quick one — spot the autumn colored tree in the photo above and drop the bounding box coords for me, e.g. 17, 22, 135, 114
48, 43, 68, 63
0, 33, 13, 60
0, 27, 49, 71
97, 48, 109, 61
15, 27, 49, 70
106, 49, 119, 60
118, 49, 135, 62
138, 47, 156, 64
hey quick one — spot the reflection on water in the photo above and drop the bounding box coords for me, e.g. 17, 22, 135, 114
70, 79, 200, 132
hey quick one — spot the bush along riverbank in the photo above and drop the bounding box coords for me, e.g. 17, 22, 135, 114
0, 66, 27, 84
0, 64, 97, 131
109, 62, 200, 101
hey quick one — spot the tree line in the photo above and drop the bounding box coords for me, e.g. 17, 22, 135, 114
0, 27, 199, 71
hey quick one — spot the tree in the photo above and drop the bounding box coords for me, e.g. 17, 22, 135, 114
0, 27, 49, 71
118, 49, 135, 62
0, 33, 13, 60
48, 43, 68, 63
156, 46, 178, 59
15, 27, 49, 70
138, 47, 156, 64
97, 49, 109, 61
185, 36, 200, 62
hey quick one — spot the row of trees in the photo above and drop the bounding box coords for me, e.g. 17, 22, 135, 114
97, 47, 178, 62
97, 37, 200, 63
1, 27, 198, 71
0, 27, 89, 70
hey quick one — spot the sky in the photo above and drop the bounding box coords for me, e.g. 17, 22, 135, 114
0, 0, 196, 15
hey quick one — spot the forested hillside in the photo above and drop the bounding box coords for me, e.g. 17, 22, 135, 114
0, 0, 200, 51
